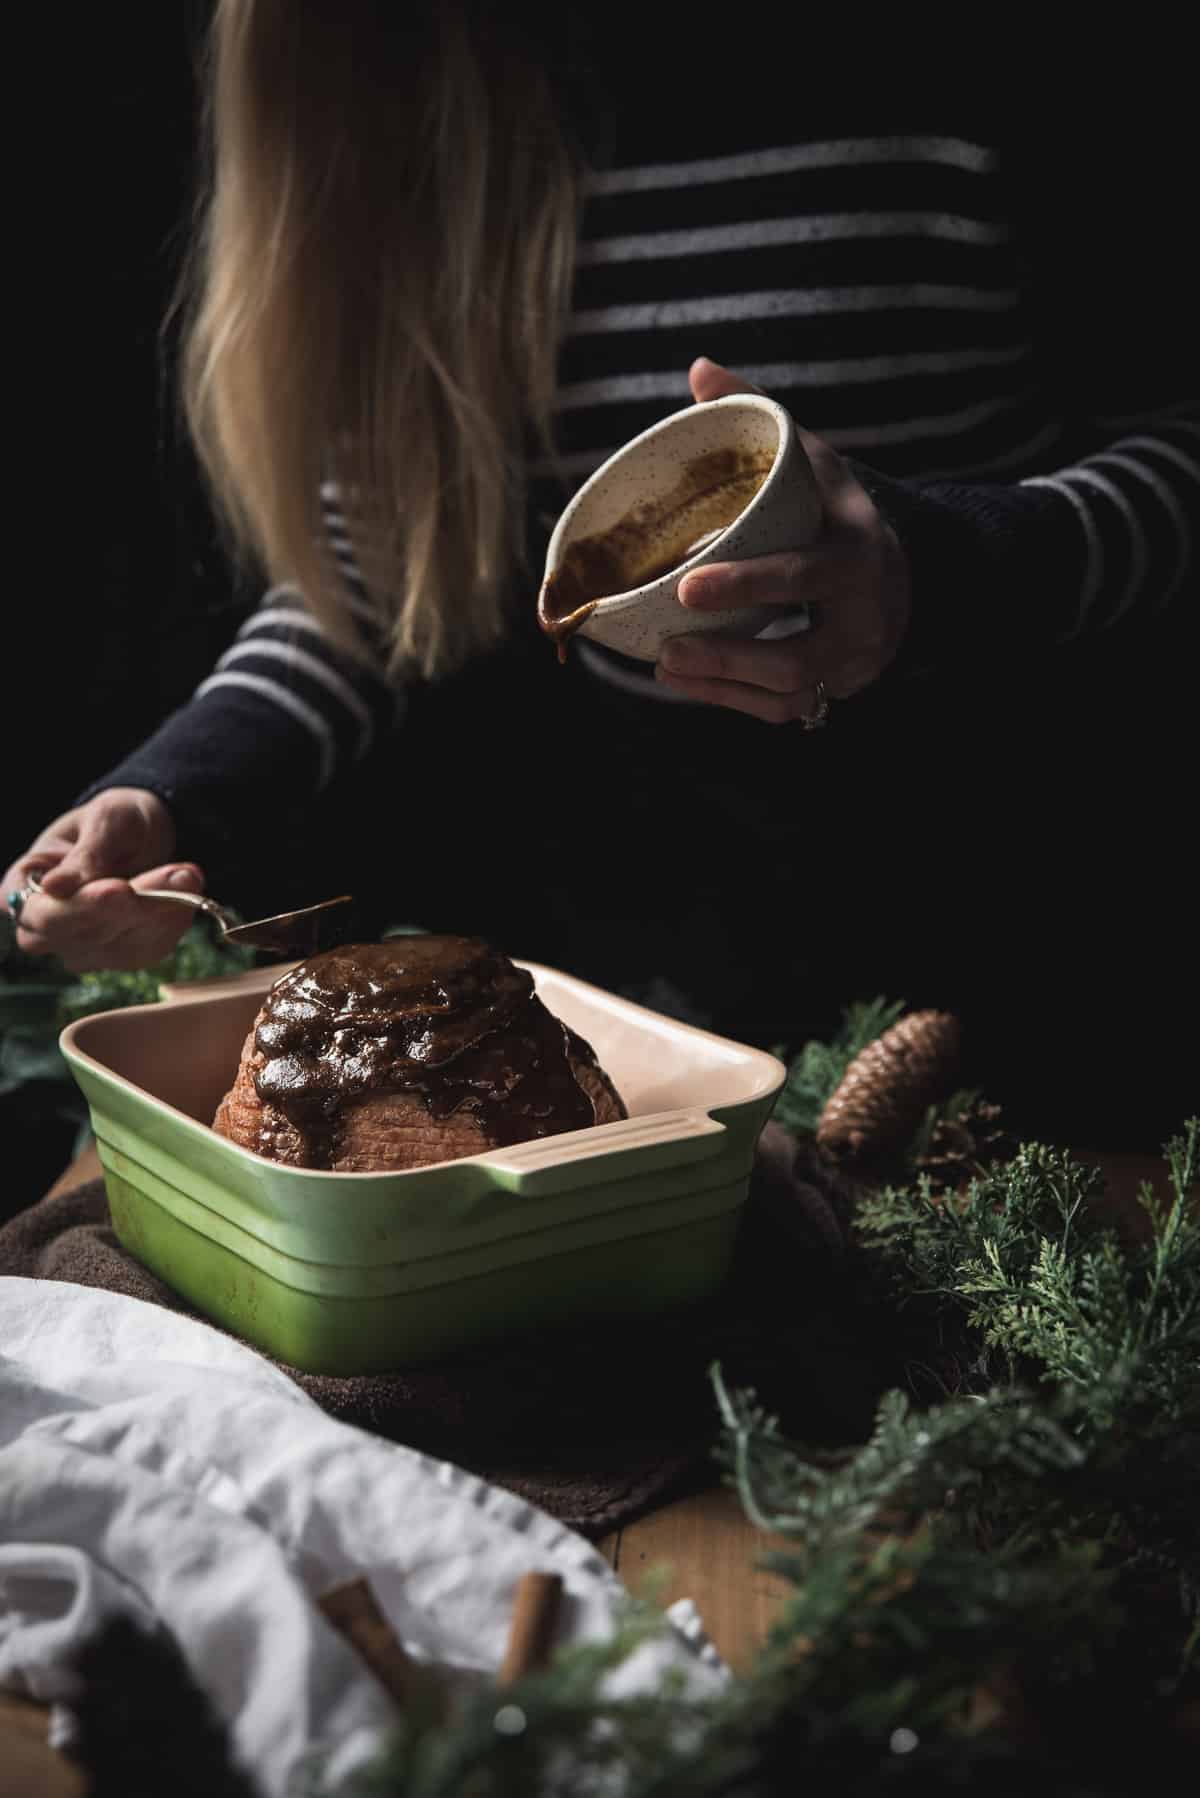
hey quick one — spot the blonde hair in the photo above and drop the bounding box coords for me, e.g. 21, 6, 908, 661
180, 1, 582, 679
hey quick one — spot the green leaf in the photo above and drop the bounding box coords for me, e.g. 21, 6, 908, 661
0, 983, 71, 1031
0, 1030, 69, 1093
55, 969, 162, 1024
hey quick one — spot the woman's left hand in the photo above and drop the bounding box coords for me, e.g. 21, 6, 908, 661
655, 358, 911, 723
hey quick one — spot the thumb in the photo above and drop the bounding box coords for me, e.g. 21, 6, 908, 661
131, 863, 206, 896
689, 355, 763, 404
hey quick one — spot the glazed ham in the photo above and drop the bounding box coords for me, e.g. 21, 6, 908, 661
213, 936, 625, 1172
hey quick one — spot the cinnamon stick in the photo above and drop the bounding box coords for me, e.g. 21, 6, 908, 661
318, 1577, 421, 1709
497, 1570, 564, 1685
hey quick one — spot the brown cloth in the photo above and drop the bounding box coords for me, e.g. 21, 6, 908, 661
0, 1124, 887, 1538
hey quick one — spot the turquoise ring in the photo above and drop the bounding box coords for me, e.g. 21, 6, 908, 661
6, 871, 43, 923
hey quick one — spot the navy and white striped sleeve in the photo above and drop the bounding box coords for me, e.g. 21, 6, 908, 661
985, 96, 1197, 646
853, 406, 1197, 675
192, 578, 401, 792
1019, 414, 1197, 636
77, 486, 404, 872
856, 98, 1198, 675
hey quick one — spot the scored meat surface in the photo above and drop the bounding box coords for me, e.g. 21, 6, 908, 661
212, 936, 626, 1172
213, 1038, 625, 1171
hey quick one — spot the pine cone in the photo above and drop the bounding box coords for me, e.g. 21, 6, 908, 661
816, 1010, 961, 1165
914, 1097, 1010, 1193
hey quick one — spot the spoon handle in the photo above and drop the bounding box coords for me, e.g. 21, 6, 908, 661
125, 888, 243, 935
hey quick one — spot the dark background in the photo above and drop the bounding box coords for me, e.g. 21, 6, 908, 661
5, 8, 240, 1200
6, 11, 1195, 1202
14, 7, 243, 858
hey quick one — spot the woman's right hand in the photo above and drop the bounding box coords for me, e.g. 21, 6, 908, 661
3, 788, 207, 971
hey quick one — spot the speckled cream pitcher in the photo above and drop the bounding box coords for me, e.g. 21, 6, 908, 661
537, 393, 823, 663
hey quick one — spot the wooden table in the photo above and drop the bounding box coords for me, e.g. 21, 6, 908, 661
2, 1142, 1172, 1794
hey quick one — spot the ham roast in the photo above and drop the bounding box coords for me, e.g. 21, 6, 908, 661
213, 936, 626, 1171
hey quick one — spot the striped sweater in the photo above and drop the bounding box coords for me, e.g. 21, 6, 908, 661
85, 101, 1197, 878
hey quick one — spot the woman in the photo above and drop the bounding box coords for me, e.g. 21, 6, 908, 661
6, 6, 1196, 1138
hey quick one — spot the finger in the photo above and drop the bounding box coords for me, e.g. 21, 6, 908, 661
35, 860, 87, 899
688, 356, 763, 404
4, 849, 65, 899
658, 631, 814, 696
794, 426, 858, 499
678, 547, 840, 612
654, 664, 823, 725
13, 922, 60, 960
42, 803, 150, 897
3, 835, 78, 895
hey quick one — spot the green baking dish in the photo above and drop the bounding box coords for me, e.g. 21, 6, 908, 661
59, 959, 785, 1373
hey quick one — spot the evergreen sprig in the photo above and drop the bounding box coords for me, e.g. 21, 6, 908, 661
857, 1125, 1200, 1422
713, 1377, 1085, 1552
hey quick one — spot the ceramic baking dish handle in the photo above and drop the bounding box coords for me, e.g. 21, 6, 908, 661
482, 1107, 726, 1188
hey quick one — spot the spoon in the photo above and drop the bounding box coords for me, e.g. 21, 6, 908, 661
27, 872, 354, 958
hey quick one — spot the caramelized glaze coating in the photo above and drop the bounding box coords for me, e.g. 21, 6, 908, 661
212, 937, 626, 1171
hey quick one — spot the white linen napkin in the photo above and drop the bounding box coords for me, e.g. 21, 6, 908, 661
0, 1276, 724, 1795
